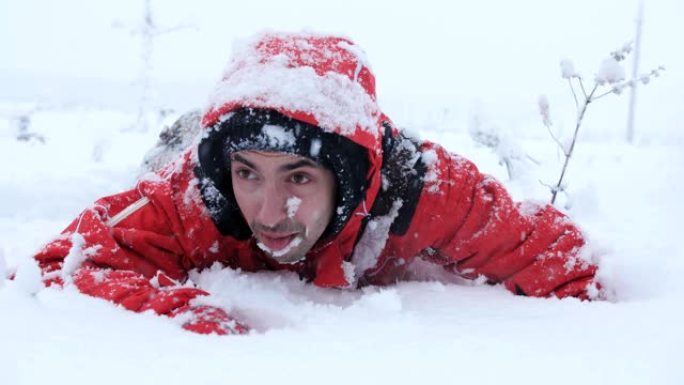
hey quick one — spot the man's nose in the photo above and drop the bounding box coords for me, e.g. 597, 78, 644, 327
256, 182, 288, 228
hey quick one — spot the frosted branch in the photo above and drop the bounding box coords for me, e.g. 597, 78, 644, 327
542, 40, 663, 205
568, 79, 579, 109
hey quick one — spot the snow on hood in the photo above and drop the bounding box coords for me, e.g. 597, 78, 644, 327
201, 31, 384, 152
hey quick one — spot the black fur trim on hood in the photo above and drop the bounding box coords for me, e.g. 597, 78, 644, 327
194, 108, 370, 240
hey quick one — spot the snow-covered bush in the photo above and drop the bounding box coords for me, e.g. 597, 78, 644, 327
139, 109, 201, 174
11, 111, 45, 144
468, 114, 537, 181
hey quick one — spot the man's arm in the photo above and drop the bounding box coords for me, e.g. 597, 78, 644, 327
415, 142, 601, 299
34, 180, 247, 335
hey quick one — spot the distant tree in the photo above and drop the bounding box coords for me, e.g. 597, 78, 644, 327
113, 0, 194, 132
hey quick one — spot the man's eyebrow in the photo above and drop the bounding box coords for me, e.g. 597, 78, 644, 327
280, 159, 320, 172
232, 153, 257, 169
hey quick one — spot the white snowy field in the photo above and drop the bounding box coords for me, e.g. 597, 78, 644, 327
1, 109, 683, 384
2, 0, 684, 384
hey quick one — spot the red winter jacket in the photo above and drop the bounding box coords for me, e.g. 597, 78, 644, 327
34, 32, 599, 335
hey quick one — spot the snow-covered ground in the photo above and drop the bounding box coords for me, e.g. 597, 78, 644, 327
2, 1, 683, 384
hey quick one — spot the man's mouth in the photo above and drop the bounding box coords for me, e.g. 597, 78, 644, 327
257, 231, 299, 252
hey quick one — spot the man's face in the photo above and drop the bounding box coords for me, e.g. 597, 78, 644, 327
230, 150, 336, 263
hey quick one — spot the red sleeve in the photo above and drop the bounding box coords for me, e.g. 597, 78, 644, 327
33, 186, 248, 335
417, 143, 601, 300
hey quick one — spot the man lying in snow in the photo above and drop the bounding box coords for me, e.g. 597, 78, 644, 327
34, 32, 602, 335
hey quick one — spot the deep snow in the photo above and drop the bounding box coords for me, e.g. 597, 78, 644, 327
2, 1, 684, 384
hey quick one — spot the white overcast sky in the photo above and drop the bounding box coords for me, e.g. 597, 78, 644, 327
1, 0, 682, 137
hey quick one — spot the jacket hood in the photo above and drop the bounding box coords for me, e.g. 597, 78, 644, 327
202, 32, 384, 153
196, 32, 389, 288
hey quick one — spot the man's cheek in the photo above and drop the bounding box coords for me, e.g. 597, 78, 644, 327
302, 205, 324, 224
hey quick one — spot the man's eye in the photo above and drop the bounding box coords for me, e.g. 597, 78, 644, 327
289, 173, 311, 184
236, 169, 256, 180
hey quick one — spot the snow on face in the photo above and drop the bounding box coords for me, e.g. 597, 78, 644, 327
257, 236, 303, 260
286, 196, 302, 218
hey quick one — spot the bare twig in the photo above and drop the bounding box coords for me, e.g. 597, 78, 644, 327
591, 89, 615, 101
544, 124, 564, 151
525, 154, 541, 166
578, 78, 588, 99
568, 79, 579, 109
539, 180, 557, 192
541, 41, 662, 206
550, 84, 598, 204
